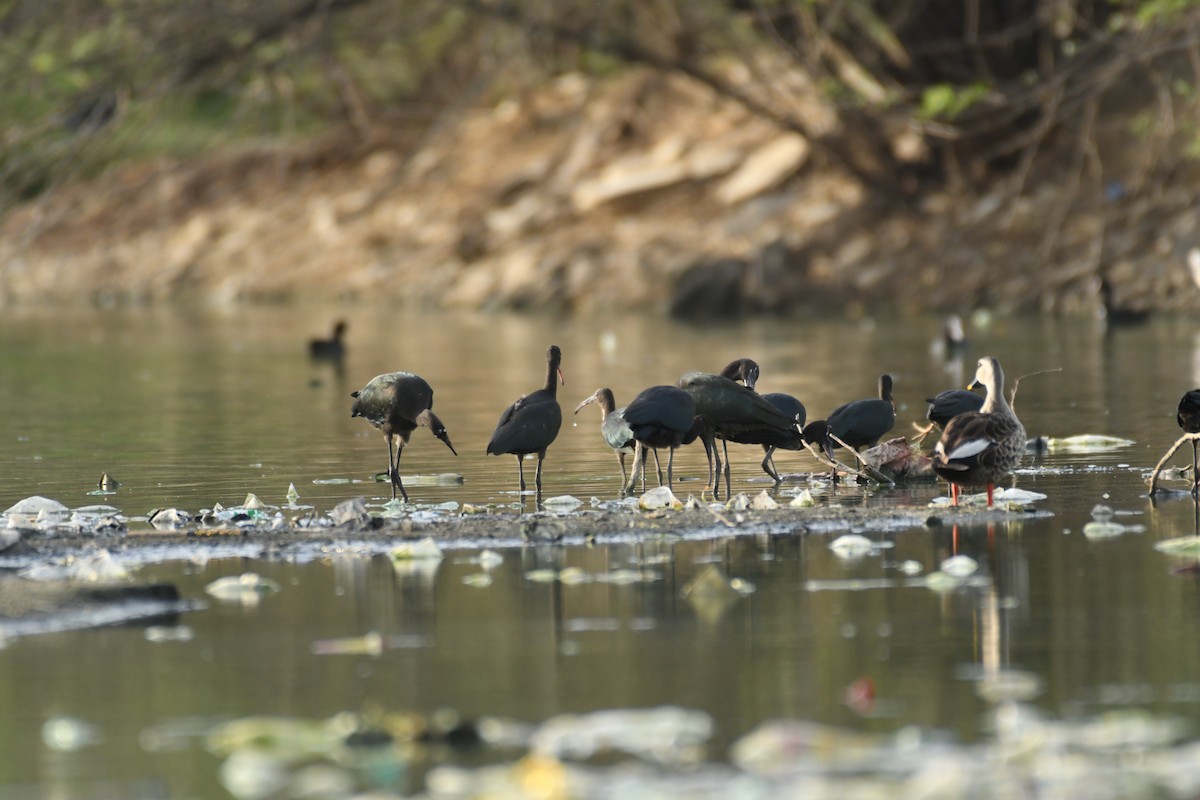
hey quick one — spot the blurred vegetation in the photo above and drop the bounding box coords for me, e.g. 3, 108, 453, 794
2, 0, 1199, 212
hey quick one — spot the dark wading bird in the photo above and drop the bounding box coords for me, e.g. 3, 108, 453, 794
926, 388, 985, 431
487, 345, 564, 493
932, 356, 1026, 508
574, 387, 639, 488
310, 320, 348, 361
827, 374, 897, 451
1177, 389, 1200, 491
620, 385, 700, 495
678, 360, 803, 497
718, 358, 808, 483
350, 372, 457, 502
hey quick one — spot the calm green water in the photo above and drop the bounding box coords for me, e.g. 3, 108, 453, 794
2, 306, 1200, 797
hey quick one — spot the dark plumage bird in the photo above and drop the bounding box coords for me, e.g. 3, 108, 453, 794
310, 321, 347, 361
487, 345, 564, 493
678, 365, 803, 497
932, 357, 1026, 507
760, 392, 807, 483
621, 385, 700, 494
717, 358, 807, 484
1176, 389, 1200, 490
574, 387, 637, 488
827, 374, 896, 450
926, 388, 985, 430
350, 372, 457, 502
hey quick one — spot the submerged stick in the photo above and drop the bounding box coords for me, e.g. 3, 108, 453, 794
1148, 432, 1200, 495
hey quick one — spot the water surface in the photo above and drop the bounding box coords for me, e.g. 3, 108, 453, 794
2, 307, 1200, 797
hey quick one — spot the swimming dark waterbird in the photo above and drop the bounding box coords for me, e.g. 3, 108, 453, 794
574, 387, 637, 488
1177, 388, 1200, 491
487, 345, 565, 493
310, 321, 347, 361
678, 366, 802, 496
350, 372, 457, 502
932, 357, 1026, 507
926, 388, 985, 430
827, 374, 896, 451
621, 385, 700, 494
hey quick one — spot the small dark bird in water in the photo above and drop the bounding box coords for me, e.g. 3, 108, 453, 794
932, 357, 1026, 507
620, 385, 701, 494
1177, 389, 1200, 491
926, 388, 985, 430
97, 473, 120, 491
351, 372, 457, 502
487, 345, 564, 494
574, 387, 637, 488
310, 321, 347, 361
827, 374, 896, 450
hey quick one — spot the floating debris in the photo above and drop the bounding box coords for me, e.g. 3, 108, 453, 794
144, 625, 194, 643
829, 534, 876, 559
6, 496, 69, 527
148, 507, 190, 530
896, 560, 923, 576
940, 555, 978, 578
1043, 434, 1136, 452
543, 495, 583, 509
42, 716, 102, 751
462, 573, 493, 587
975, 669, 1045, 704
530, 706, 712, 764
311, 632, 383, 656
1083, 521, 1144, 539
205, 573, 282, 605
1155, 536, 1200, 555
390, 537, 443, 561
286, 483, 300, 505
789, 489, 816, 508
638, 486, 682, 510
330, 497, 369, 526
242, 493, 267, 510
20, 550, 130, 582
749, 491, 779, 510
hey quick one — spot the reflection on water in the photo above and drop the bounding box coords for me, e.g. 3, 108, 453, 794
4, 308, 1200, 795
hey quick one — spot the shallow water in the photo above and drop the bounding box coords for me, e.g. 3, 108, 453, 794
3, 307, 1200, 797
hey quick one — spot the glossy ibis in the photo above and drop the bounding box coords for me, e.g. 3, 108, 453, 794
718, 358, 807, 483
574, 387, 640, 488
486, 345, 564, 493
621, 385, 700, 494
350, 372, 457, 502
678, 367, 802, 497
926, 388, 985, 430
827, 374, 896, 451
1177, 389, 1200, 491
932, 357, 1026, 507
310, 321, 347, 361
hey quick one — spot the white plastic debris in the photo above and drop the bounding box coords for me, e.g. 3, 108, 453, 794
638, 486, 682, 510
7, 496, 69, 527
829, 534, 875, 559
390, 537, 444, 561
789, 489, 816, 508
940, 555, 979, 577
205, 573, 282, 604
543, 495, 583, 509
749, 491, 779, 510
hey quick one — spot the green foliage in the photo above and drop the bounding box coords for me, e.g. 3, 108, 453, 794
917, 83, 991, 121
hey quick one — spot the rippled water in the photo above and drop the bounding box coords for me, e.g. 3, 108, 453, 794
4, 306, 1200, 798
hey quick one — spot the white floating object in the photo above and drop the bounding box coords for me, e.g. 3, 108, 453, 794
897, 560, 923, 576
462, 573, 493, 587
242, 493, 266, 510
42, 716, 101, 751
391, 537, 443, 561
725, 493, 751, 510
524, 569, 559, 583
543, 495, 583, 509
749, 491, 779, 510
476, 549, 504, 569
638, 486, 682, 510
286, 483, 300, 504
940, 555, 979, 577
1083, 521, 1131, 539
205, 573, 281, 603
789, 489, 816, 508
1043, 434, 1135, 452
829, 534, 875, 559
994, 487, 1047, 504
